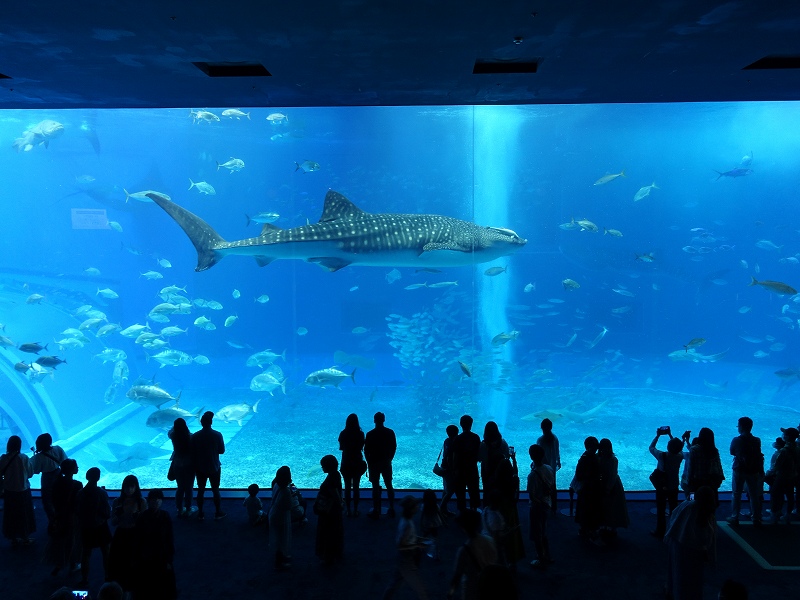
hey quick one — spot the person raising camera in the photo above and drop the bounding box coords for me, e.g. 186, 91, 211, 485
649, 426, 684, 539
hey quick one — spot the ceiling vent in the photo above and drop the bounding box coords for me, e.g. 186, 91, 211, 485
193, 62, 271, 77
742, 56, 800, 70
473, 59, 539, 75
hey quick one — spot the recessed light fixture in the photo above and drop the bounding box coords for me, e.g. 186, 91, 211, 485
742, 56, 800, 70
193, 62, 271, 77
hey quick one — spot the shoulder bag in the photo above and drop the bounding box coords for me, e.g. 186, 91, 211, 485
433, 446, 446, 477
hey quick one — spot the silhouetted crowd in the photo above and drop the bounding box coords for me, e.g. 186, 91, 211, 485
1, 410, 795, 599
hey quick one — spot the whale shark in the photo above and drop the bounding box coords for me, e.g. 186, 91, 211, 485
147, 190, 526, 272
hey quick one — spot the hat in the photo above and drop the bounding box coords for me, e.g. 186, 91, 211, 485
781, 427, 799, 440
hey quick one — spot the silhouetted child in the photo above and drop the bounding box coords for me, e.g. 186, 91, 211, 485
420, 489, 444, 560
243, 483, 267, 525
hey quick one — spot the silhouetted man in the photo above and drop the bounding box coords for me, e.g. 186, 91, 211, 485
453, 415, 481, 512
191, 411, 226, 521
727, 416, 763, 526
365, 412, 397, 519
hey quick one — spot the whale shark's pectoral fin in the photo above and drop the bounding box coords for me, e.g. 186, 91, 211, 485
254, 256, 275, 267
422, 241, 471, 253
308, 257, 351, 272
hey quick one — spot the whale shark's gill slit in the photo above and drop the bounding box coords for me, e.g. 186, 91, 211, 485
146, 192, 226, 272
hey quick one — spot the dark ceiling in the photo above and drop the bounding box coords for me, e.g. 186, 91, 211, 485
2, 1, 799, 109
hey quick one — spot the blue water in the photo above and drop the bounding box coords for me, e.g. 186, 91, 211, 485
1, 103, 798, 491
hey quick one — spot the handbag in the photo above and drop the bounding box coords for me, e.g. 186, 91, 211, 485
167, 462, 176, 482
649, 468, 667, 490
432, 446, 446, 477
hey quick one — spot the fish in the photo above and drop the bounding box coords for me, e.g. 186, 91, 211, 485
351, 327, 369, 334
159, 326, 187, 337
575, 219, 598, 232
112, 360, 129, 384
635, 253, 655, 263
305, 368, 356, 389
84, 267, 101, 276
404, 283, 428, 290
587, 326, 609, 349
604, 228, 623, 237
749, 277, 797, 296
124, 189, 171, 203
612, 288, 635, 297
484, 266, 507, 276
562, 279, 580, 291
668, 348, 728, 363
386, 269, 402, 284
458, 361, 472, 377
522, 400, 609, 424
193, 355, 210, 365
294, 160, 320, 173
35, 356, 66, 368
246, 212, 280, 226
266, 113, 288, 123
94, 348, 127, 363
754, 350, 770, 359
249, 372, 286, 394
141, 271, 163, 280
246, 350, 286, 368
703, 380, 728, 391
738, 306, 751, 314
593, 171, 625, 185
13, 120, 64, 152
633, 182, 658, 201
190, 109, 219, 123
19, 342, 47, 354
222, 109, 250, 120
224, 315, 238, 327
524, 283, 535, 293
216, 157, 245, 173
146, 349, 193, 368
428, 281, 458, 288
193, 316, 216, 330
491, 331, 519, 346
714, 167, 753, 180
147, 190, 526, 272
126, 385, 180, 408
296, 327, 308, 336
188, 179, 216, 195
96, 287, 119, 299
755, 240, 782, 251
255, 295, 270, 303
146, 404, 204, 429
120, 324, 150, 338
26, 294, 45, 304
684, 338, 706, 352
216, 400, 259, 426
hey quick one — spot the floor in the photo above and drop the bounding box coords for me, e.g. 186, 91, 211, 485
1, 491, 797, 600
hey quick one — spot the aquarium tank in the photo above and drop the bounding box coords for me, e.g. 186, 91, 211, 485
2, 103, 798, 491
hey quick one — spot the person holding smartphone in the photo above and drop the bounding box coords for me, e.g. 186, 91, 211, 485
649, 426, 684, 539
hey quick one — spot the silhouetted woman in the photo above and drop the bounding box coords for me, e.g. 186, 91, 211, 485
75, 467, 111, 587
0, 435, 35, 545
597, 438, 629, 539
31, 432, 68, 528
478, 421, 509, 496
168, 418, 195, 517
338, 413, 366, 517
108, 474, 148, 593
686, 428, 724, 505
269, 466, 293, 570
315, 454, 344, 565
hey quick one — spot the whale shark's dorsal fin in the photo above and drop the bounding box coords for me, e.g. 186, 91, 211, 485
260, 223, 281, 236
318, 190, 367, 223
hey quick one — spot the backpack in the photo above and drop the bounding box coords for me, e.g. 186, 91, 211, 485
738, 436, 764, 474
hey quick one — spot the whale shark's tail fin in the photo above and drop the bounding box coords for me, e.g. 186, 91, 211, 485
147, 193, 226, 272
